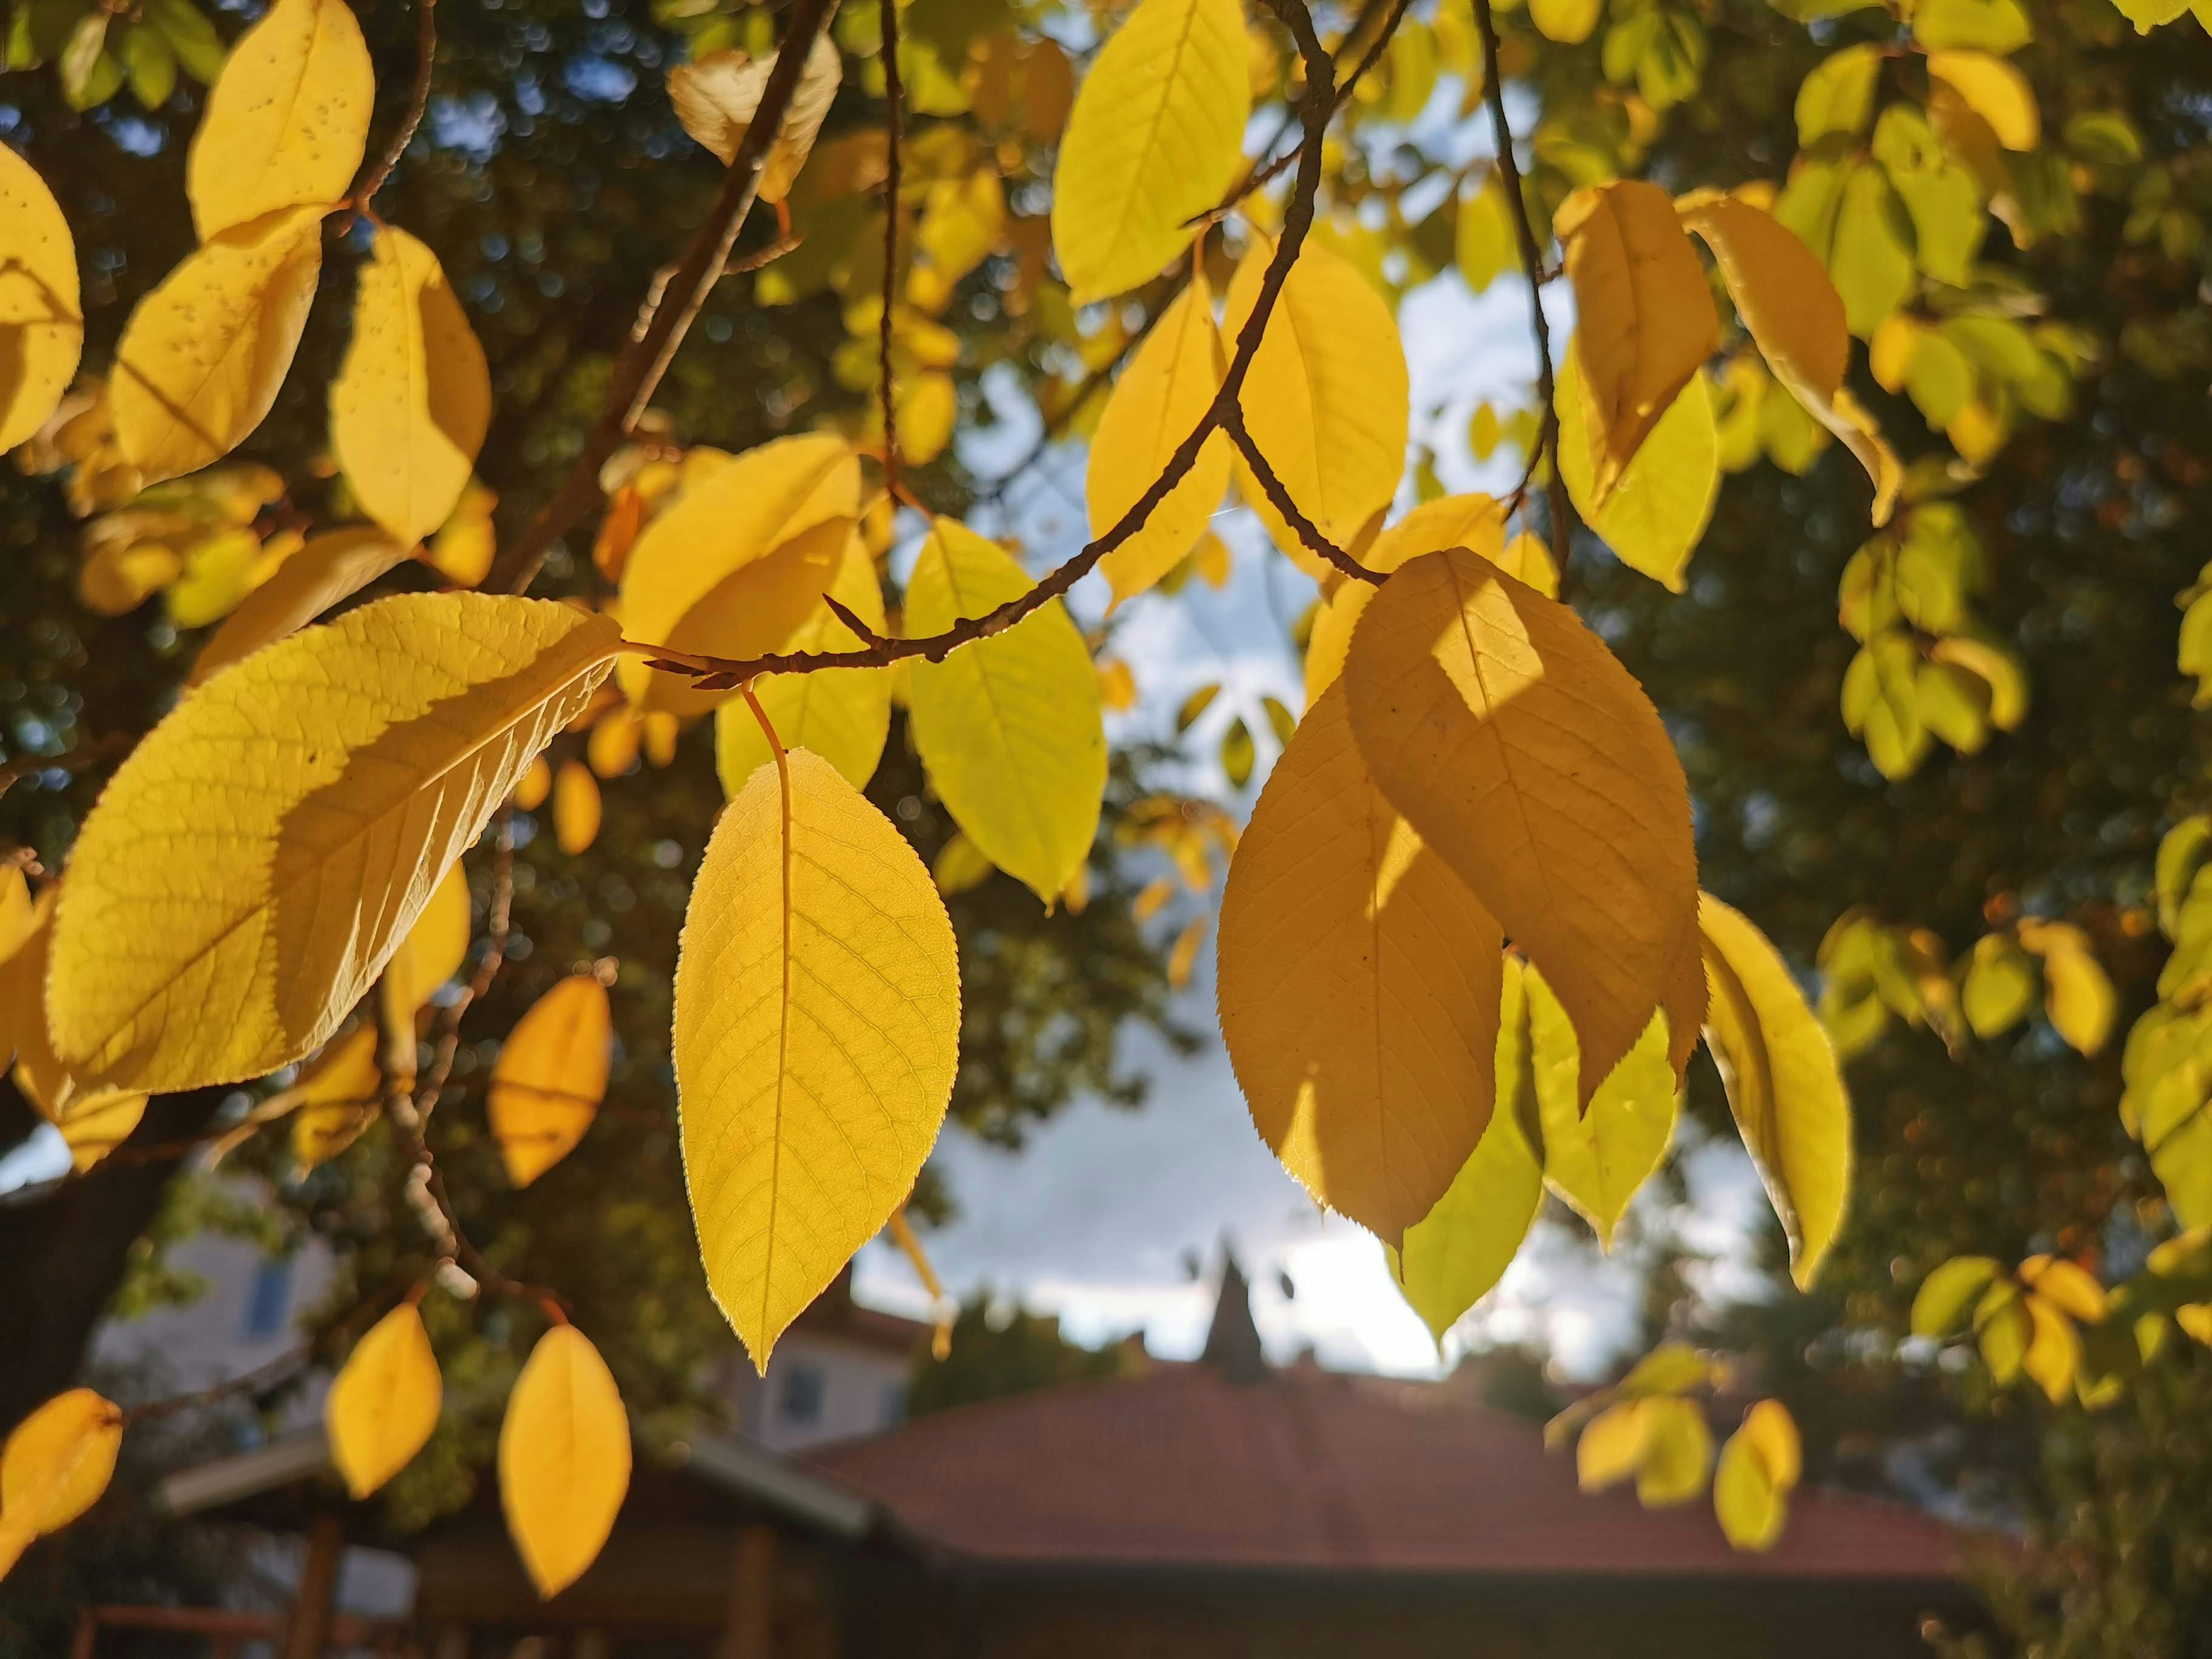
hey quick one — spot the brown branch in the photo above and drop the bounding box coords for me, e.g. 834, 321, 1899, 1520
1218, 0, 1413, 212
1220, 406, 1373, 584
352, 0, 437, 211
1469, 0, 1574, 564
483, 0, 843, 597
120, 1342, 315, 1428
878, 0, 906, 501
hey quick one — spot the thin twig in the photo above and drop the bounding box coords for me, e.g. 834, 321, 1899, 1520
1214, 0, 1414, 213
1219, 404, 1368, 582
121, 1343, 315, 1428
413, 817, 513, 1127
878, 0, 905, 501
1469, 0, 1574, 565
0, 732, 134, 803
352, 0, 438, 211
484, 0, 842, 596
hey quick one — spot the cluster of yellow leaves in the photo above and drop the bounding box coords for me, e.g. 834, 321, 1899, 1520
1912, 1253, 2109, 1403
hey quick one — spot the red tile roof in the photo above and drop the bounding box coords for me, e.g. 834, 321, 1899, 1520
807, 1363, 1961, 1580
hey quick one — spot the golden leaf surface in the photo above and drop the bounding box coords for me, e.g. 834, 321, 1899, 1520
1527, 962, 1680, 1246
0, 145, 83, 453
0, 1388, 121, 1574
667, 34, 843, 202
185, 0, 373, 238
327, 1302, 442, 1499
490, 974, 612, 1188
49, 593, 620, 1093
1304, 494, 1509, 703
675, 749, 960, 1367
188, 528, 406, 687
1557, 346, 1718, 593
499, 1324, 630, 1599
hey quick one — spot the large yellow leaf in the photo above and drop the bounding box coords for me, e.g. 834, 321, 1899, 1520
1223, 236, 1409, 582
1218, 681, 1502, 1245
904, 519, 1105, 903
490, 974, 612, 1188
1528, 963, 1680, 1246
48, 593, 620, 1093
1389, 956, 1547, 1339
185, 0, 373, 238
1556, 344, 1718, 592
0, 145, 83, 453
1698, 893, 1853, 1290
676, 749, 960, 1366
327, 1302, 442, 1499
1048, 0, 1249, 304
1090, 272, 1232, 610
0, 1388, 121, 1574
1304, 494, 1508, 703
331, 228, 492, 546
616, 434, 859, 718
1344, 548, 1705, 1107
499, 1323, 630, 1599
112, 204, 327, 486
714, 537, 891, 795
667, 34, 843, 202
1675, 191, 1899, 525
1555, 180, 1718, 504
188, 528, 406, 686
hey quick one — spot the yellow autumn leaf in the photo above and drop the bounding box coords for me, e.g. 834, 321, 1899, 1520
0, 889, 153, 1162
553, 760, 603, 855
1344, 548, 1706, 1107
2020, 1254, 2109, 1323
676, 749, 959, 1366
1304, 494, 1506, 703
1219, 681, 1502, 1245
1636, 1396, 1715, 1506
111, 204, 327, 486
0, 1388, 122, 1567
490, 974, 612, 1187
48, 593, 620, 1094
499, 1323, 631, 1599
185, 0, 373, 238
380, 857, 471, 1032
667, 33, 843, 202
1556, 346, 1718, 592
2017, 918, 2116, 1055
1530, 0, 1601, 43
187, 528, 406, 687
1389, 955, 1547, 1339
1926, 50, 2039, 149
2021, 1291, 2081, 1402
1224, 237, 1410, 582
331, 227, 492, 546
616, 434, 859, 718
1675, 190, 1899, 525
714, 537, 891, 795
904, 519, 1105, 903
1715, 1400, 1800, 1552
586, 707, 641, 779
55, 1092, 149, 1173
0, 144, 84, 453
286, 1024, 383, 1173
1697, 892, 1853, 1290
0, 868, 32, 964
1555, 180, 1718, 504
327, 1301, 442, 1499
1049, 0, 1249, 304
514, 755, 552, 811
1090, 272, 1232, 610
1528, 962, 1680, 1247
1576, 1400, 1650, 1491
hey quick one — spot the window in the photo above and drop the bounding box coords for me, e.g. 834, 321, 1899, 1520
777, 1360, 825, 1426
242, 1257, 293, 1340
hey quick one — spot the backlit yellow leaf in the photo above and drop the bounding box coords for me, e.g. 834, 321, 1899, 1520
1389, 956, 1546, 1339
1555, 180, 1718, 504
499, 1323, 631, 1599
0, 145, 84, 453
55, 1092, 147, 1173
1557, 346, 1717, 591
286, 1024, 382, 1172
185, 0, 372, 237
668, 34, 842, 202
1219, 681, 1502, 1245
380, 858, 469, 1032
904, 519, 1105, 903
1528, 962, 1680, 1246
554, 760, 602, 855
1675, 191, 1899, 525
327, 1302, 442, 1499
2020, 1255, 2108, 1323
0, 1389, 121, 1559
331, 228, 491, 547
1304, 495, 1506, 703
1531, 0, 1601, 44
490, 975, 612, 1188
1577, 1400, 1649, 1490
616, 434, 859, 718
1344, 548, 1706, 1107
675, 749, 960, 1366
1697, 892, 1853, 1290
1091, 272, 1232, 610
2021, 1291, 2080, 1402
2017, 918, 2115, 1055
1927, 50, 2039, 149
514, 755, 552, 811
1715, 1400, 1800, 1552
1224, 237, 1410, 582
1636, 1396, 1714, 1506
188, 528, 406, 686
714, 540, 892, 797
1049, 0, 1249, 304
586, 707, 641, 779
48, 593, 619, 1093
112, 204, 326, 486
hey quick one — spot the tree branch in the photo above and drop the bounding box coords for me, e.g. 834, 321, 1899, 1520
878, 0, 905, 502
483, 0, 843, 597
1469, 0, 1574, 562
351, 0, 437, 211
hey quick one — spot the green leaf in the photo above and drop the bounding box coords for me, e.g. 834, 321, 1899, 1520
1842, 632, 1930, 779
1558, 347, 1719, 593
1794, 44, 1881, 148
1873, 106, 1985, 287
1961, 933, 2039, 1038
1529, 962, 1680, 1248
1829, 163, 1918, 339
1912, 0, 2032, 51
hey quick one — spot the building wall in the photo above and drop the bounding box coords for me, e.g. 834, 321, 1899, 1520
723, 1333, 912, 1454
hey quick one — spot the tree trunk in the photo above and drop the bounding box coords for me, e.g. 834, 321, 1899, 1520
0, 1082, 226, 1433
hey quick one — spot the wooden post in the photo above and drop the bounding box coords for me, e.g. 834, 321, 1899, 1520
279, 1512, 346, 1659
715, 1524, 777, 1659
70, 1607, 97, 1659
